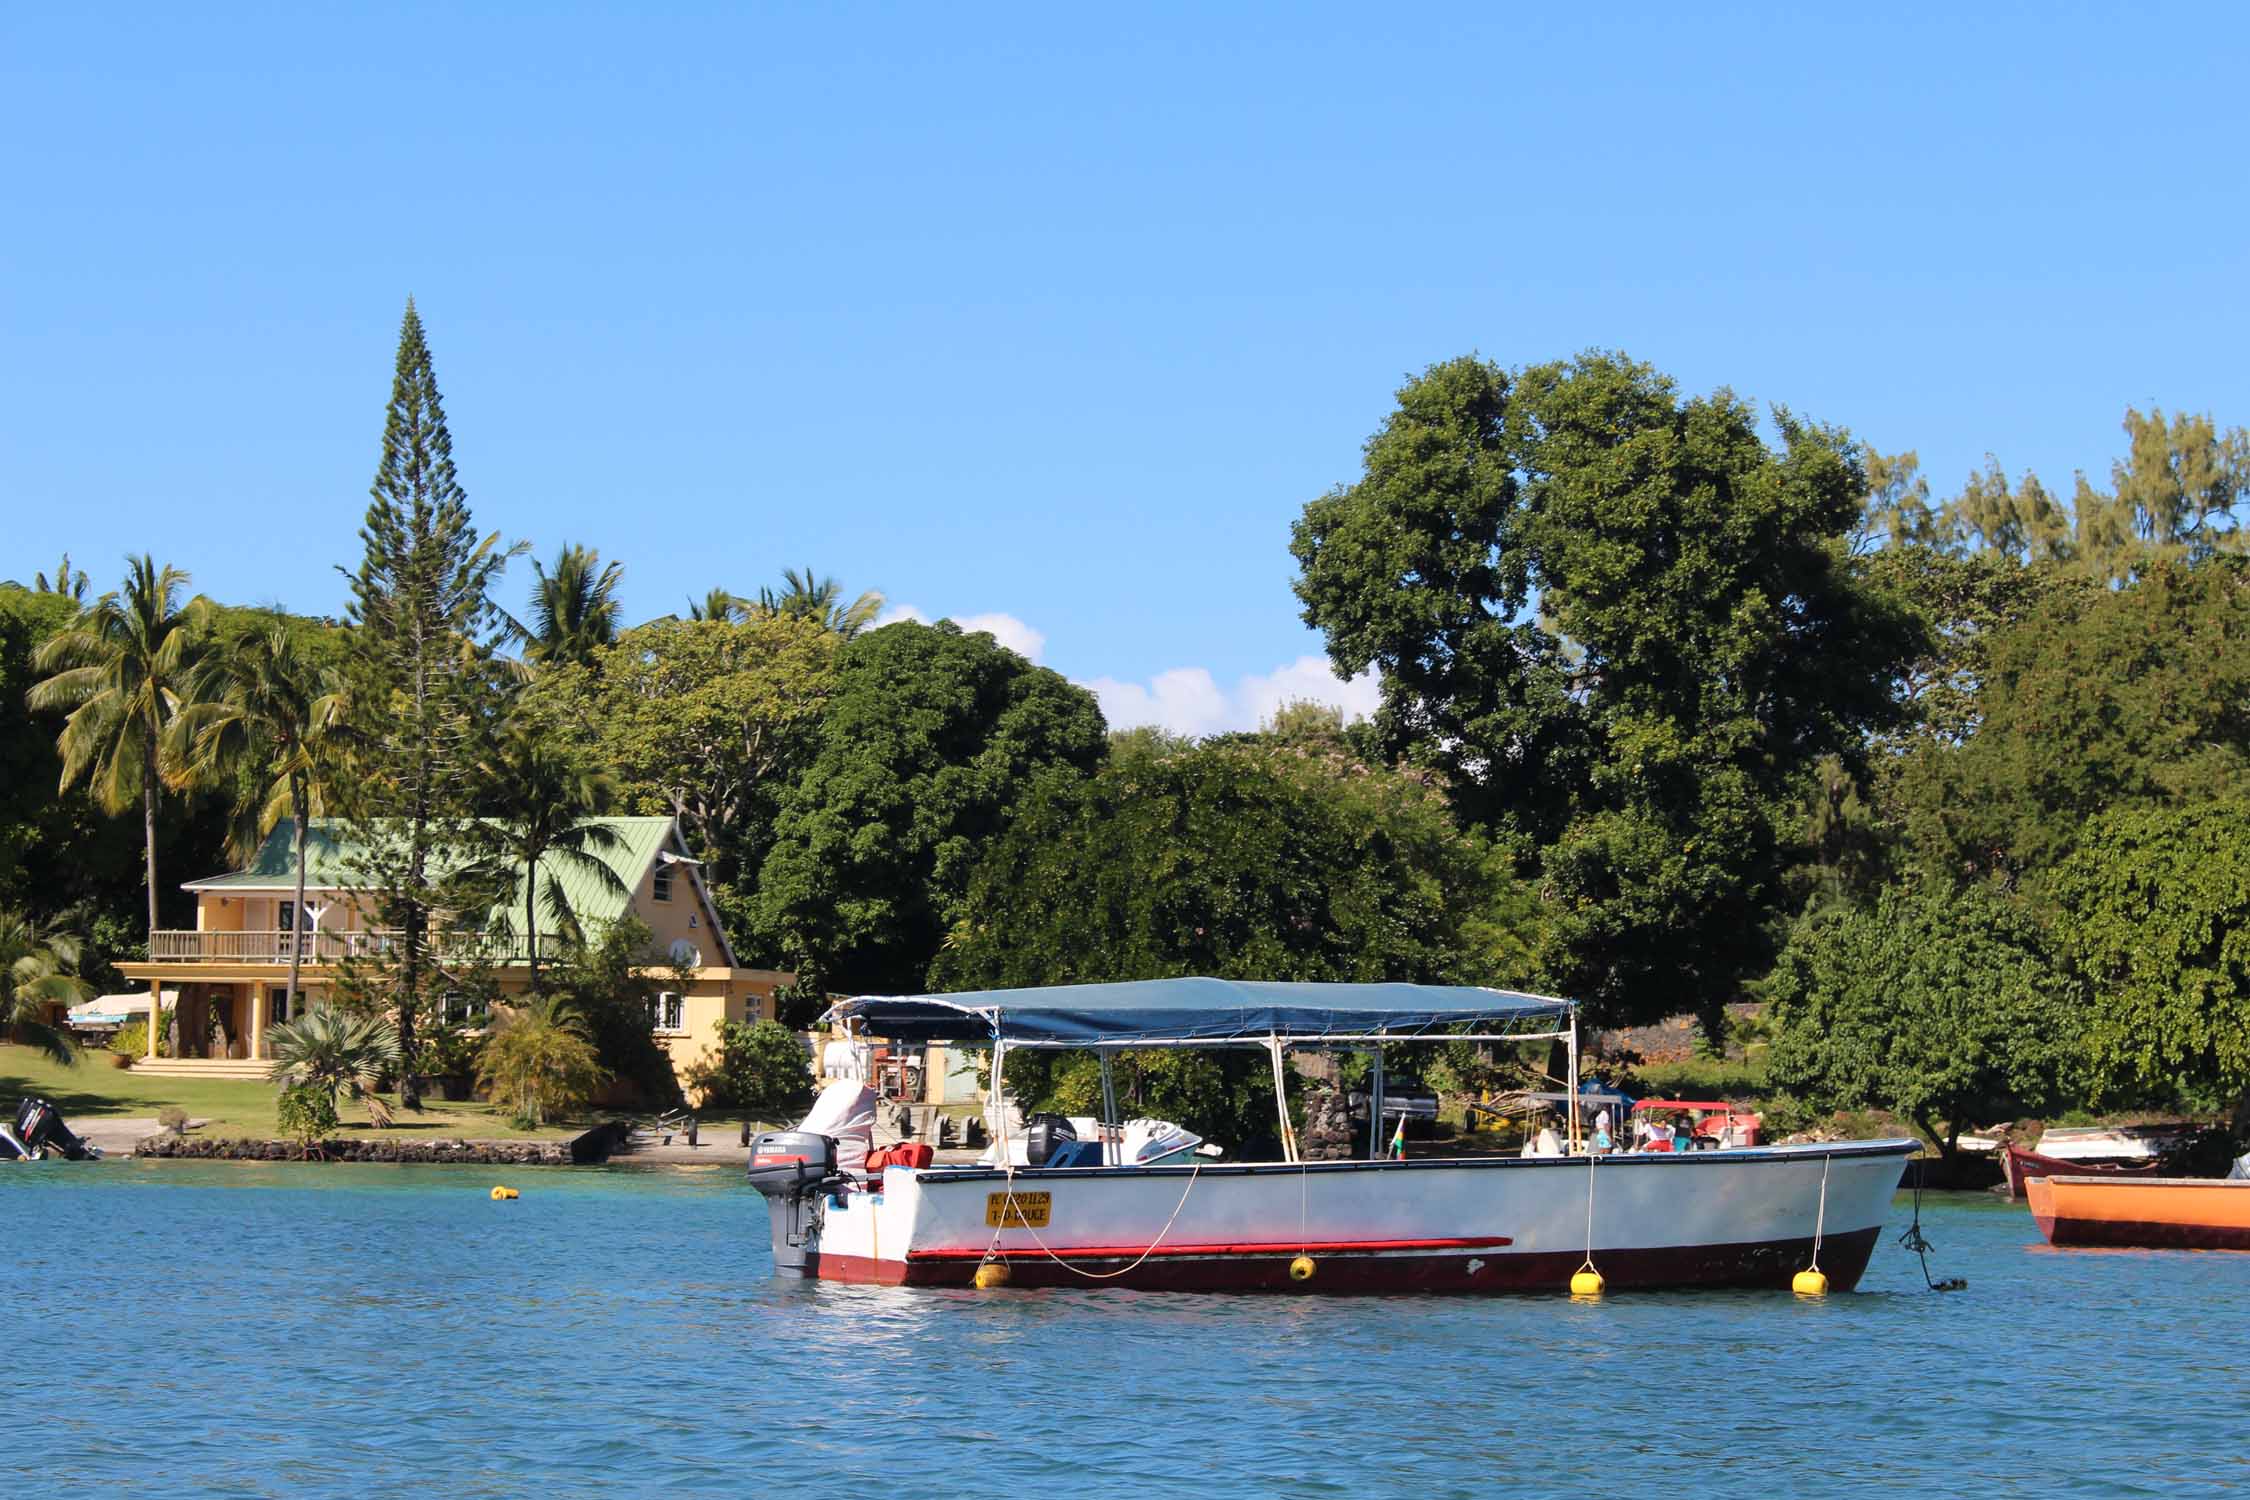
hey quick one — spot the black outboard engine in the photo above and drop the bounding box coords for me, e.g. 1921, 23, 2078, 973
744, 1130, 842, 1277
1024, 1113, 1077, 1166
10, 1098, 100, 1161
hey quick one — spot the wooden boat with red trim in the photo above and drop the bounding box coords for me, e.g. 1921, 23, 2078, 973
2025, 1174, 2250, 1251
745, 979, 1917, 1294
2001, 1144, 2161, 1200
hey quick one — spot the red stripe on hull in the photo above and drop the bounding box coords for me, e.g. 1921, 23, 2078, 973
2033, 1213, 2250, 1251
809, 1226, 1881, 1294
907, 1235, 1515, 1263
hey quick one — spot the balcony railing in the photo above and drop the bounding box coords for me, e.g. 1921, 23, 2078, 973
146, 929, 571, 966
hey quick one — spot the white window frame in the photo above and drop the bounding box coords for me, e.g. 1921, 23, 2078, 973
442, 991, 489, 1027
654, 991, 686, 1035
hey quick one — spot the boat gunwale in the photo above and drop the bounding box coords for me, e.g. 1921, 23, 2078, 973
894, 1137, 1919, 1187
2039, 1174, 2250, 1190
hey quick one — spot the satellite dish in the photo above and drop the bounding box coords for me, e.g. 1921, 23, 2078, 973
668, 939, 702, 967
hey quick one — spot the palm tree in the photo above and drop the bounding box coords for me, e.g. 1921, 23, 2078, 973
168, 626, 346, 1028
1, 909, 93, 1064
516, 544, 625, 668
469, 722, 630, 994
685, 587, 746, 623
476, 994, 605, 1128
28, 557, 208, 972
1, 553, 91, 604
265, 1007, 403, 1126
755, 567, 883, 637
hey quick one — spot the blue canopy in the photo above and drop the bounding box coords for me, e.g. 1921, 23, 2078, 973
821, 977, 1576, 1045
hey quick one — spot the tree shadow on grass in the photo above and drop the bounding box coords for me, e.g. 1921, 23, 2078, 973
0, 1070, 144, 1120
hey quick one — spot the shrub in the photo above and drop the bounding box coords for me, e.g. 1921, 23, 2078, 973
683, 1019, 813, 1119
276, 1084, 338, 1153
477, 996, 607, 1129
111, 1008, 174, 1059
158, 1105, 189, 1135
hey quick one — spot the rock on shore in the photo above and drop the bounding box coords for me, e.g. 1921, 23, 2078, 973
134, 1135, 578, 1165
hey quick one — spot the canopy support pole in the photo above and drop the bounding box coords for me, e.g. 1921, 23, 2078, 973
1098, 1049, 1119, 1165
991, 1037, 1010, 1166
1266, 1035, 1297, 1163
1566, 1016, 1581, 1153
1368, 1047, 1386, 1160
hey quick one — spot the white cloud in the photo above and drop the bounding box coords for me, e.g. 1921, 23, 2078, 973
873, 603, 1046, 663
1083, 655, 1379, 737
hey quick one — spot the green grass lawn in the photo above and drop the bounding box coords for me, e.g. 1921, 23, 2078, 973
0, 1043, 801, 1143
0, 1043, 587, 1140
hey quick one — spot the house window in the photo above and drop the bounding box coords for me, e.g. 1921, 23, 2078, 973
278, 900, 297, 932
267, 988, 292, 1026
652, 865, 674, 902
443, 991, 488, 1026
652, 992, 685, 1034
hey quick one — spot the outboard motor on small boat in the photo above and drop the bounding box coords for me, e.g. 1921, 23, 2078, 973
744, 1130, 843, 1277
1024, 1113, 1077, 1166
5, 1097, 101, 1161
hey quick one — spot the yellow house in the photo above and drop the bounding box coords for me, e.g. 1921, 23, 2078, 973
117, 816, 793, 1085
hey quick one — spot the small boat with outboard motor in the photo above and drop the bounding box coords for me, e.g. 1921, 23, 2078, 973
0, 1097, 102, 1162
742, 979, 1916, 1294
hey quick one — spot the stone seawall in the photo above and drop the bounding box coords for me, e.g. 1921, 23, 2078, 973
135, 1135, 585, 1165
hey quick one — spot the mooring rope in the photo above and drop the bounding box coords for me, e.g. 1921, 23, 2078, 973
1004, 1160, 1207, 1280
1897, 1164, 1968, 1292
1577, 1148, 1598, 1277
1808, 1154, 1830, 1273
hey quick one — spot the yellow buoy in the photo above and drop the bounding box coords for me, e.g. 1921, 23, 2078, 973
973, 1262, 1011, 1289
490, 1185, 518, 1201
1570, 1267, 1605, 1298
1288, 1255, 1317, 1283
1792, 1268, 1829, 1297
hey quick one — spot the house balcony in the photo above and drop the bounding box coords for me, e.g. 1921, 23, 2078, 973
144, 929, 564, 967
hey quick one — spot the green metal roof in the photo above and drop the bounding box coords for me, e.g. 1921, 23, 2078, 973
184, 816, 675, 937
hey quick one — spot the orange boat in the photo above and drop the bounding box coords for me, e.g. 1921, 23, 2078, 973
2025, 1174, 2250, 1250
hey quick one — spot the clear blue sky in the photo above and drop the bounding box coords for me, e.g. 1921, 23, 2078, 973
5, 4, 2245, 731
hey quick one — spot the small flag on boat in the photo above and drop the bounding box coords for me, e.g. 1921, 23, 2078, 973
1389, 1112, 1407, 1160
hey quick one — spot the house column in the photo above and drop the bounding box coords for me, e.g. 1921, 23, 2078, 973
248, 984, 264, 1062
147, 980, 160, 1060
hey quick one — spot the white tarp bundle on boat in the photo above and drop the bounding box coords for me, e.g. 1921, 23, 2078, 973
798, 1080, 877, 1173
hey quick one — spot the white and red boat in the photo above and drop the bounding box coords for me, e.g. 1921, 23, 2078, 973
745, 979, 1916, 1294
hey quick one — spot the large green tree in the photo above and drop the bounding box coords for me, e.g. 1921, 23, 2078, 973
1765, 881, 2077, 1160
1292, 353, 1917, 1027
27, 556, 210, 964
2049, 799, 2250, 1114
342, 299, 519, 1107
1896, 559, 2250, 886
756, 620, 1106, 993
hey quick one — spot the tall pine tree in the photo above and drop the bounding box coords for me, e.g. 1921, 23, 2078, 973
343, 299, 517, 1107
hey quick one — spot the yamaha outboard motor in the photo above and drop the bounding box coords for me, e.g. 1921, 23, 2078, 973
1024, 1113, 1077, 1166
744, 1130, 842, 1277
9, 1098, 100, 1161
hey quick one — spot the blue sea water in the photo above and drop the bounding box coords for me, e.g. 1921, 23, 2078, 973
5, 1162, 2245, 1499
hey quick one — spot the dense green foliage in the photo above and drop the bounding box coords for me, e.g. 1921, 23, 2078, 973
275, 1082, 339, 1151
756, 620, 1107, 993
1765, 883, 2077, 1156
2048, 801, 2250, 1113
937, 740, 1521, 989
477, 995, 605, 1129
1293, 353, 1918, 1028
684, 1018, 816, 1118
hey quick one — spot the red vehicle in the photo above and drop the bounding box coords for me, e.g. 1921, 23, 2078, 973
1630, 1099, 1762, 1151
